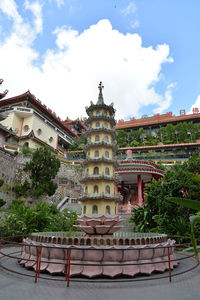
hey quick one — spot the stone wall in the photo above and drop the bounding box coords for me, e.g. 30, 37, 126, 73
14, 154, 84, 205
0, 150, 17, 205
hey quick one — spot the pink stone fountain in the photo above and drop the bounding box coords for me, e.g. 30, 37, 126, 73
19, 215, 178, 278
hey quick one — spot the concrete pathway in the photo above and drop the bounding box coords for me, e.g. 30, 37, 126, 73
0, 247, 200, 300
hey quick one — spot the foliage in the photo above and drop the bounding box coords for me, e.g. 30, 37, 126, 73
0, 200, 78, 238
115, 121, 200, 148
68, 135, 87, 151
129, 156, 200, 236
0, 198, 6, 208
14, 147, 61, 198
22, 147, 32, 156
116, 130, 128, 147
0, 179, 4, 187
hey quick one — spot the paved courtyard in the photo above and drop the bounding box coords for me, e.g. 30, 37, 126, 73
0, 247, 200, 300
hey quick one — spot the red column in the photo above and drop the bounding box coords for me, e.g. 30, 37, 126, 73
115, 184, 118, 195
137, 175, 143, 206
121, 181, 125, 205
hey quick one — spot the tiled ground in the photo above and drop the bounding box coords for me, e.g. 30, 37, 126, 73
0, 247, 200, 300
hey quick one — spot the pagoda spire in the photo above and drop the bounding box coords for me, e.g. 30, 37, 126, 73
97, 81, 104, 104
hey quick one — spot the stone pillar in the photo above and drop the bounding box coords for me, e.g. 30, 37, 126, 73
137, 175, 143, 206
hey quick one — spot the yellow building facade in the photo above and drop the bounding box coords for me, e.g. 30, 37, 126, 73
0, 91, 76, 154
80, 82, 119, 216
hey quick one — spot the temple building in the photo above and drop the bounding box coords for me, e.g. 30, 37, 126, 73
115, 150, 164, 214
0, 91, 77, 155
80, 82, 120, 215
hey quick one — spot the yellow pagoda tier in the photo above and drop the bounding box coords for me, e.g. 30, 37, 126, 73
80, 82, 120, 216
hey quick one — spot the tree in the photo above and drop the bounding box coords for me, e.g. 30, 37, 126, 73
14, 147, 61, 198
116, 130, 128, 147
129, 157, 200, 235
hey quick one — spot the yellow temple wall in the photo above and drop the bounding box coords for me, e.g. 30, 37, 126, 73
91, 133, 112, 143
87, 163, 114, 175
82, 200, 116, 215
92, 109, 111, 117
91, 120, 111, 129
85, 181, 116, 194
87, 148, 113, 158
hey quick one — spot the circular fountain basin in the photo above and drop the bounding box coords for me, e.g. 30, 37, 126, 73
19, 232, 178, 278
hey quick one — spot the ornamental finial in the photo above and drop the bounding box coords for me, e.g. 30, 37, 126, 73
97, 81, 104, 104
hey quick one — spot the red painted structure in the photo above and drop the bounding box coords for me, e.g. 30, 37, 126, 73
116, 151, 164, 214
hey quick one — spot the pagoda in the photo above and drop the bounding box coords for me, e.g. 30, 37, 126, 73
80, 82, 120, 216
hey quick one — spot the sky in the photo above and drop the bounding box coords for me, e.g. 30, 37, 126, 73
0, 0, 200, 121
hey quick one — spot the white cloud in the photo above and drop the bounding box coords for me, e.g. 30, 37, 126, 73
121, 2, 137, 16
0, 2, 173, 121
53, 0, 65, 8
189, 95, 200, 114
131, 20, 139, 29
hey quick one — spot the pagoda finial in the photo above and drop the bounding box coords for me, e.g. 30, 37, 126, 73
97, 81, 104, 104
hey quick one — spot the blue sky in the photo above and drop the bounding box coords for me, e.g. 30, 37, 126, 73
0, 0, 200, 121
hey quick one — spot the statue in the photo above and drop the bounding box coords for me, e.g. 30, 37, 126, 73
0, 79, 8, 99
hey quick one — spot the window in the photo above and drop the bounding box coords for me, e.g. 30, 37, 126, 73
37, 128, 42, 136
105, 167, 110, 175
96, 122, 100, 128
105, 206, 111, 214
96, 110, 100, 116
105, 185, 110, 194
49, 137, 53, 143
104, 136, 109, 143
87, 152, 90, 157
105, 151, 109, 158
93, 167, 99, 175
83, 206, 86, 214
104, 122, 108, 128
92, 205, 98, 214
95, 135, 100, 142
86, 168, 89, 175
23, 142, 29, 147
85, 186, 88, 193
24, 125, 29, 132
94, 150, 99, 157
94, 185, 98, 193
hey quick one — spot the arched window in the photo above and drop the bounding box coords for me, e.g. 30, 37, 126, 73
93, 167, 99, 175
105, 151, 109, 158
94, 150, 99, 157
83, 206, 87, 214
103, 111, 107, 116
96, 111, 100, 116
104, 136, 109, 143
105, 167, 110, 175
96, 122, 100, 128
105, 205, 111, 214
85, 186, 88, 193
92, 205, 98, 214
95, 135, 100, 142
93, 185, 98, 193
24, 142, 29, 147
105, 185, 110, 194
